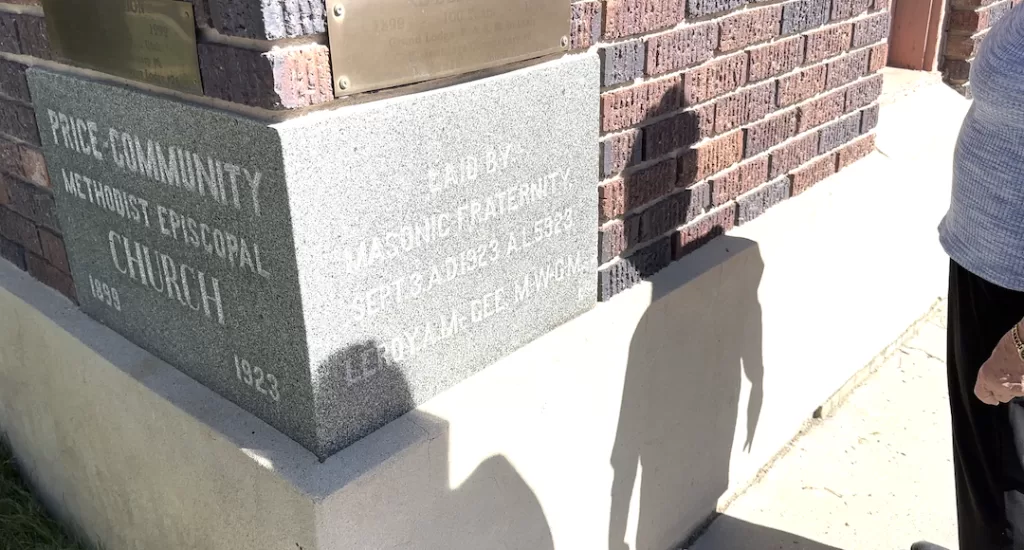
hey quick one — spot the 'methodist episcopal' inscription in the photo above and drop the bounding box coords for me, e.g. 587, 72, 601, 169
27, 56, 598, 459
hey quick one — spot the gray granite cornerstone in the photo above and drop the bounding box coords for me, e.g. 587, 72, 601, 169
27, 53, 599, 459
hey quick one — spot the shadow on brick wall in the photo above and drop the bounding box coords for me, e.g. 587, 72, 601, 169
608, 234, 766, 550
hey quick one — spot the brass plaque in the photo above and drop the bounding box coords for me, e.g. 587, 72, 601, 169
327, 0, 570, 96
41, 0, 202, 95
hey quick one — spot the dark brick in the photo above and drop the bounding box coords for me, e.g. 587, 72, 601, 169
0, 174, 10, 206
0, 206, 39, 254
601, 40, 646, 86
831, 0, 872, 20
199, 43, 333, 110
682, 53, 748, 106
748, 36, 805, 82
602, 130, 643, 178
818, 113, 862, 153
37, 227, 68, 274
798, 89, 846, 132
860, 104, 880, 133
679, 131, 745, 186
712, 82, 775, 135
710, 155, 770, 205
948, 2, 1012, 34
790, 153, 837, 195
845, 74, 883, 111
644, 109, 710, 160
0, 234, 24, 270
715, 92, 747, 135
692, 103, 718, 141
673, 203, 737, 259
645, 22, 718, 76
26, 252, 75, 301
600, 220, 628, 262
782, 0, 831, 35
777, 64, 827, 108
0, 139, 20, 177
745, 81, 777, 125
769, 132, 820, 178
0, 14, 19, 54
19, 146, 48, 188
601, 75, 681, 132
826, 49, 870, 89
207, 0, 325, 40
869, 43, 889, 73
571, 0, 603, 49
852, 12, 891, 48
737, 177, 791, 225
837, 133, 875, 169
605, 0, 683, 39
805, 23, 853, 63
688, 0, 746, 18
599, 179, 626, 222
599, 237, 672, 300
944, 58, 973, 82
719, 5, 783, 52
0, 59, 29, 103
945, 32, 986, 60
6, 179, 57, 230
624, 159, 678, 211
745, 109, 799, 157
638, 184, 711, 241
0, 100, 40, 145
15, 14, 50, 59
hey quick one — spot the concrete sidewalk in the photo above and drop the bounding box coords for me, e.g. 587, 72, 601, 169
689, 303, 955, 550
687, 70, 965, 550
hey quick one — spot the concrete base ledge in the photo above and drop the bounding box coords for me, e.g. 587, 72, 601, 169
0, 76, 967, 550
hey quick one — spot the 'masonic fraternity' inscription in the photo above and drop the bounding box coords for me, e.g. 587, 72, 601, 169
27, 57, 598, 458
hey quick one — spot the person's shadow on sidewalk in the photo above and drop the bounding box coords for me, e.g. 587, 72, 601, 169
316, 342, 556, 549
607, 235, 767, 550
605, 83, 842, 550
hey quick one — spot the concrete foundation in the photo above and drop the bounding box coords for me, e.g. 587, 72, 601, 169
0, 75, 968, 550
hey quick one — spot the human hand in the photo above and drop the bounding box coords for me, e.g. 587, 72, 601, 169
975, 320, 1024, 405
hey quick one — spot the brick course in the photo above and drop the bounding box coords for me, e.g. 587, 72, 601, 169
646, 23, 718, 76
605, 0, 683, 39
748, 36, 805, 82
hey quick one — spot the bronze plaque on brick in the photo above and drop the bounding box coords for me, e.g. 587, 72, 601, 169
326, 0, 570, 96
41, 0, 202, 95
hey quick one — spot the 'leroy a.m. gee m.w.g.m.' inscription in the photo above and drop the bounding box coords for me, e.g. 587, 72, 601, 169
26, 54, 598, 459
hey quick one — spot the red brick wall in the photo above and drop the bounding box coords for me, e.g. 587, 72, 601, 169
571, 0, 889, 300
943, 0, 1019, 96
2, 0, 889, 304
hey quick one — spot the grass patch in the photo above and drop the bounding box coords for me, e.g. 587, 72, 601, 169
0, 438, 86, 550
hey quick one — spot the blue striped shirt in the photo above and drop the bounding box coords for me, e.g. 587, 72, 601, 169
939, 5, 1024, 291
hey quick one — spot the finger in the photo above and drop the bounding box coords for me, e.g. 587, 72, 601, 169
976, 378, 1001, 405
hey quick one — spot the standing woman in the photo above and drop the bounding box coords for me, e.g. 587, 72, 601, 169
926, 4, 1024, 550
